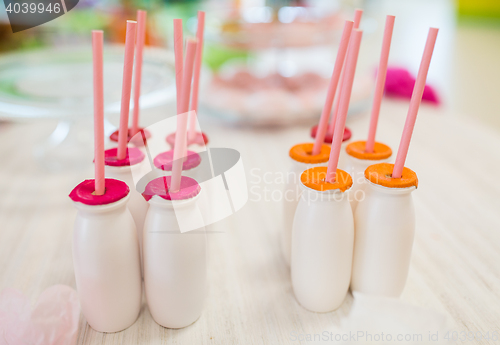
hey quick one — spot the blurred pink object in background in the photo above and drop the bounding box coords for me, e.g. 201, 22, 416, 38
0, 285, 80, 345
385, 67, 440, 104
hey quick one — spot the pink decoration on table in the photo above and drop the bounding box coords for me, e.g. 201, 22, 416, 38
171, 40, 198, 193
166, 131, 209, 149
365, 15, 395, 153
92, 30, 105, 196
0, 285, 80, 345
326, 29, 363, 183
142, 176, 201, 201
154, 150, 201, 171
189, 11, 206, 142
103, 147, 145, 167
69, 179, 129, 205
384, 68, 440, 104
131, 10, 147, 136
312, 20, 353, 155
117, 20, 137, 160
328, 9, 363, 136
393, 28, 439, 178
310, 125, 352, 143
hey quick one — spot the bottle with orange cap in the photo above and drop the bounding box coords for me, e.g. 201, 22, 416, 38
343, 140, 392, 211
351, 26, 438, 297
291, 167, 354, 312
282, 143, 331, 266
350, 163, 418, 297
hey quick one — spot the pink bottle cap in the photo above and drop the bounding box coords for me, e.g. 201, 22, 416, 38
69, 178, 129, 205
166, 131, 209, 148
142, 176, 201, 201
104, 147, 145, 167
153, 150, 201, 171
310, 125, 352, 143
109, 128, 152, 147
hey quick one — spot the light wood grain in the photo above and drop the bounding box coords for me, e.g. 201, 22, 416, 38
1, 100, 499, 344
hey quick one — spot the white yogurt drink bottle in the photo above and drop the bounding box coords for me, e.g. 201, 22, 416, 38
343, 140, 392, 212
351, 163, 418, 297
104, 147, 148, 275
291, 167, 354, 312
69, 179, 142, 332
282, 143, 331, 266
142, 176, 207, 329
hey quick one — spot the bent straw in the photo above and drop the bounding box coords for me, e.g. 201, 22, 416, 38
188, 11, 206, 142
92, 30, 105, 195
117, 20, 137, 160
173, 19, 184, 115
170, 39, 198, 193
365, 15, 395, 153
328, 9, 363, 135
326, 30, 363, 183
312, 20, 353, 155
131, 10, 147, 136
392, 28, 438, 178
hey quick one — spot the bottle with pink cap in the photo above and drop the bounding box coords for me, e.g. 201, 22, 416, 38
69, 30, 142, 332
142, 38, 207, 329
166, 14, 209, 153
102, 20, 149, 276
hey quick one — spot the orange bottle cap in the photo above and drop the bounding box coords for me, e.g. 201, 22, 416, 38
301, 167, 353, 192
346, 140, 392, 160
289, 143, 331, 164
365, 163, 418, 189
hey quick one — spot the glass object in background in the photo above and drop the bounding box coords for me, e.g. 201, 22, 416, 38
198, 2, 374, 126
0, 46, 175, 171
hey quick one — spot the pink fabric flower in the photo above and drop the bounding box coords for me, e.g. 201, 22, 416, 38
0, 285, 80, 345
384, 67, 440, 105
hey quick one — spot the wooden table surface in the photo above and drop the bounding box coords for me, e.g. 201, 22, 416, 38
1, 100, 499, 344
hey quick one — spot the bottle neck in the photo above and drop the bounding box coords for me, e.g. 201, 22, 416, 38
365, 179, 416, 195
72, 194, 130, 214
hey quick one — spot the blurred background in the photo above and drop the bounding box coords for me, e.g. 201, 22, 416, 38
0, 0, 499, 170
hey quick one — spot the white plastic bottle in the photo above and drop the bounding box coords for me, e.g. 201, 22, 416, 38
291, 167, 354, 312
282, 143, 330, 266
70, 179, 142, 332
351, 163, 418, 297
343, 140, 392, 212
142, 176, 207, 329
104, 147, 148, 274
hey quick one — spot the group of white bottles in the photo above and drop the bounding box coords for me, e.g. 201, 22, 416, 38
283, 140, 418, 312
71, 141, 208, 332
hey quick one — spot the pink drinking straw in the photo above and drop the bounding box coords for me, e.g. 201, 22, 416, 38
117, 20, 137, 160
365, 15, 395, 153
92, 30, 105, 195
173, 19, 184, 115
188, 11, 206, 142
328, 9, 363, 135
312, 20, 353, 155
353, 8, 363, 28
131, 10, 147, 136
170, 39, 198, 193
392, 28, 438, 179
326, 30, 363, 183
